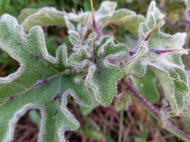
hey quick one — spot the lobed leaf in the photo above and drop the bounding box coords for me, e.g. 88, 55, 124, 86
123, 1, 189, 115
86, 59, 122, 105
19, 7, 66, 32
17, 8, 38, 23
0, 14, 93, 141
68, 1, 144, 37
68, 35, 128, 105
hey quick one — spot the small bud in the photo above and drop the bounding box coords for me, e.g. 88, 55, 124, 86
8, 96, 15, 101
34, 78, 48, 87
65, 69, 70, 75
129, 51, 135, 56
115, 94, 132, 112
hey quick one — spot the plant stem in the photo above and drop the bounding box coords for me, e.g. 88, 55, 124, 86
125, 79, 159, 118
90, 0, 96, 63
118, 110, 123, 142
125, 79, 190, 142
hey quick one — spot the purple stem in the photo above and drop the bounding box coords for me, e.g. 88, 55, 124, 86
163, 120, 190, 141
125, 79, 160, 117
150, 49, 176, 54
125, 79, 190, 141
183, 41, 190, 70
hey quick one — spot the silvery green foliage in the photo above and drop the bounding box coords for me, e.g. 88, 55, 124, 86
65, 18, 128, 105
68, 1, 144, 37
19, 7, 66, 31
123, 1, 189, 115
17, 8, 38, 23
0, 1, 189, 141
0, 5, 128, 141
67, 24, 129, 105
0, 14, 94, 142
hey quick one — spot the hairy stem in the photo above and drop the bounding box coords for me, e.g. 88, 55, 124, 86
125, 79, 159, 117
125, 79, 190, 142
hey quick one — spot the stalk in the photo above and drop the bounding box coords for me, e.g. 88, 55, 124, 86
125, 79, 190, 142
118, 111, 124, 142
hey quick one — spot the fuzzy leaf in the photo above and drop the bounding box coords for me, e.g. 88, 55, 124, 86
68, 1, 144, 37
123, 1, 189, 115
20, 7, 66, 32
69, 35, 128, 105
0, 14, 93, 141
98, 2, 144, 36
17, 8, 38, 23
86, 59, 122, 105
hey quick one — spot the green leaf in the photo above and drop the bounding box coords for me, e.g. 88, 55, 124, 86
80, 99, 99, 115
0, 0, 10, 15
0, 14, 93, 141
130, 69, 159, 103
19, 7, 66, 32
29, 109, 41, 126
86, 59, 122, 105
98, 3, 144, 37
68, 35, 128, 105
17, 8, 38, 23
123, 1, 188, 115
68, 1, 144, 37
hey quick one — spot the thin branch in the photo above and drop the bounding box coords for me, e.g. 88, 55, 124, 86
125, 79, 190, 142
125, 79, 160, 117
90, 0, 96, 63
118, 111, 123, 142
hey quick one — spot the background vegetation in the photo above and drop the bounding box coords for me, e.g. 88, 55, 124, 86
0, 0, 189, 141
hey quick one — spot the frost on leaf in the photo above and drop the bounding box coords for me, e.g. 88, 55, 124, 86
0, 14, 93, 141
123, 1, 189, 115
19, 7, 66, 32
68, 1, 144, 37
68, 33, 128, 105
